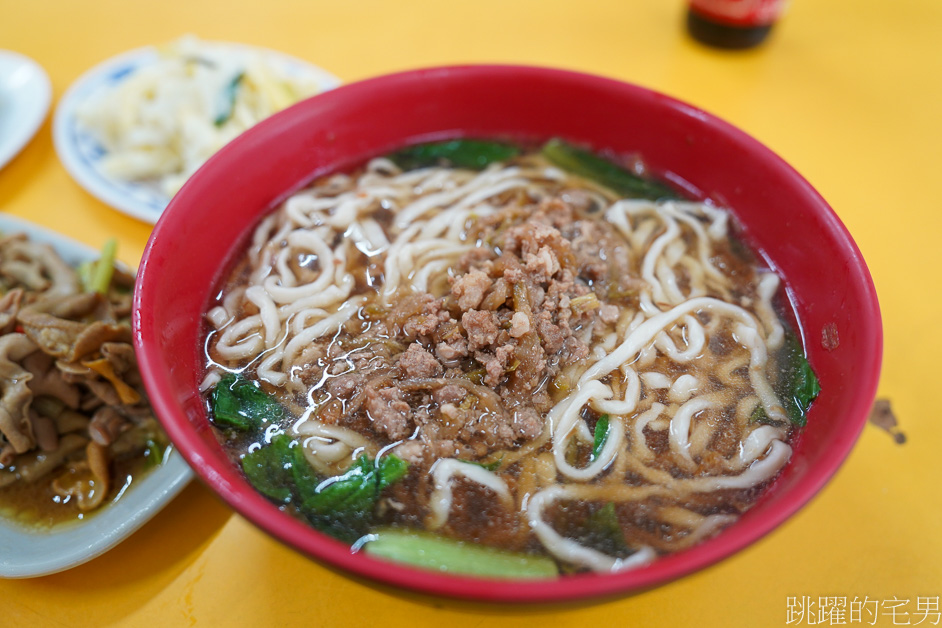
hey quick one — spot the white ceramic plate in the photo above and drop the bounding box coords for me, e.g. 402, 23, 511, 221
0, 214, 193, 578
53, 43, 341, 224
0, 50, 51, 170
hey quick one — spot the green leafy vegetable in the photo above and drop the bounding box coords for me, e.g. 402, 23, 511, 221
753, 333, 821, 427
750, 404, 770, 424
541, 138, 678, 201
301, 455, 408, 511
590, 415, 610, 462
300, 453, 409, 542
590, 503, 621, 537
458, 458, 503, 472
240, 432, 411, 543
376, 455, 410, 490
290, 442, 321, 505
214, 72, 244, 126
209, 372, 285, 431
241, 433, 294, 502
778, 334, 821, 426
390, 139, 520, 171
77, 261, 94, 294
209, 373, 285, 431
589, 503, 626, 548
143, 438, 166, 469
580, 502, 632, 558
464, 367, 486, 385
363, 528, 559, 579
300, 456, 377, 535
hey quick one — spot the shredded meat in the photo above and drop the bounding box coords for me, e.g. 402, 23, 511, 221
0, 334, 40, 453
0, 289, 23, 335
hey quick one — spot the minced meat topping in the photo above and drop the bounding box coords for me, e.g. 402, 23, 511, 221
298, 195, 629, 462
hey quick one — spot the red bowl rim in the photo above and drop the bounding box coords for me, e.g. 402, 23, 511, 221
134, 64, 883, 603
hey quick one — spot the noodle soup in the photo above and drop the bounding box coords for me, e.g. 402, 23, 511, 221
200, 139, 818, 577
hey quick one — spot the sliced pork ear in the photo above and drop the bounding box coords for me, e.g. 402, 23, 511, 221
99, 342, 140, 381
0, 333, 38, 454
48, 341, 144, 408
63, 322, 132, 362
0, 232, 159, 513
56, 359, 93, 376
22, 350, 82, 409
0, 259, 49, 291
0, 236, 82, 297
0, 443, 17, 468
0, 288, 24, 335
24, 292, 114, 321
81, 356, 141, 405
16, 293, 131, 362
88, 406, 130, 446
32, 413, 59, 452
56, 364, 122, 408
81, 441, 111, 510
85, 377, 124, 410
17, 312, 130, 362
14, 433, 88, 483
108, 266, 136, 318
15, 310, 86, 358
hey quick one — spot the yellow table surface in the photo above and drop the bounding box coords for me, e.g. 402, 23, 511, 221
2, 1, 940, 626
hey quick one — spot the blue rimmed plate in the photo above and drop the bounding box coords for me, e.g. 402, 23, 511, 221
52, 44, 341, 224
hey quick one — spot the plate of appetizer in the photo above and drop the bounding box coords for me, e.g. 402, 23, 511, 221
0, 214, 192, 578
52, 36, 341, 223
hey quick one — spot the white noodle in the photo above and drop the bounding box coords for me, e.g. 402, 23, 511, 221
427, 459, 514, 529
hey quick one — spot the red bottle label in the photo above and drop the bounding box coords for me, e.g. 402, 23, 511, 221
689, 0, 786, 27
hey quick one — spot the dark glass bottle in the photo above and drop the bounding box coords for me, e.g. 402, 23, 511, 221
686, 0, 785, 50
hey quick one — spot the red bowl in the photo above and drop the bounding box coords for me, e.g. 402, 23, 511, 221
133, 65, 882, 602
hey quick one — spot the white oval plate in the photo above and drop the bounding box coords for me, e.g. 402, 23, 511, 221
53, 43, 341, 224
0, 50, 51, 171
0, 214, 193, 578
